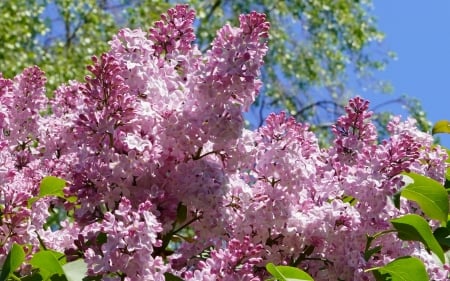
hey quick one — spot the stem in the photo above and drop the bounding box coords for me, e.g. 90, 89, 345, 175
154, 212, 203, 257
364, 229, 397, 261
172, 215, 201, 236
192, 147, 202, 160
35, 231, 48, 251
10, 274, 21, 281
300, 257, 333, 266
291, 245, 315, 267
371, 229, 397, 240
192, 147, 219, 160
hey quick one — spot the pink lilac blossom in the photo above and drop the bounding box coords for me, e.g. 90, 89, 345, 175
183, 236, 264, 281
81, 199, 165, 280
0, 69, 53, 266
0, 4, 448, 281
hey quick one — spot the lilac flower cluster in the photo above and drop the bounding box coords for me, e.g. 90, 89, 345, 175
0, 4, 448, 281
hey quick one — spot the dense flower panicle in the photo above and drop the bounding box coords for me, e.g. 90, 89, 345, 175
332, 96, 377, 163
377, 133, 421, 178
81, 198, 165, 280
387, 116, 448, 183
1, 5, 449, 281
0, 159, 52, 266
183, 236, 264, 281
77, 54, 136, 149
201, 11, 269, 110
148, 4, 196, 56
0, 69, 54, 266
2, 66, 47, 147
109, 28, 158, 98
0, 74, 14, 134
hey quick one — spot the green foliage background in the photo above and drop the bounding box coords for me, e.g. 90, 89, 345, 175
0, 0, 431, 140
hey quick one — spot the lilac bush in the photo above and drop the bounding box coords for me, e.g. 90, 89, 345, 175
0, 4, 449, 281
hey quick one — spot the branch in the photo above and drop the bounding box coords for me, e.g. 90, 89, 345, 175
205, 0, 222, 22
294, 100, 342, 120
370, 97, 405, 112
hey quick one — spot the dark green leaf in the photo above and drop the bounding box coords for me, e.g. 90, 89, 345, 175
164, 272, 184, 281
21, 273, 44, 281
176, 203, 188, 224
0, 243, 25, 281
392, 192, 401, 209
444, 179, 450, 191
364, 246, 382, 261
402, 173, 449, 224
391, 214, 445, 263
96, 232, 107, 245
433, 227, 450, 251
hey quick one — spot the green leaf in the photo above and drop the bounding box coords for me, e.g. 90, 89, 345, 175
342, 195, 357, 206
164, 272, 184, 281
28, 176, 67, 207
30, 250, 66, 281
444, 179, 450, 191
391, 214, 445, 263
0, 243, 25, 281
96, 232, 107, 245
364, 245, 382, 261
444, 149, 450, 182
39, 176, 67, 198
20, 272, 45, 281
62, 259, 87, 281
432, 120, 450, 135
29, 176, 67, 207
266, 263, 314, 281
402, 173, 449, 224
372, 270, 390, 281
392, 192, 401, 209
176, 203, 187, 223
370, 257, 429, 281
433, 227, 450, 251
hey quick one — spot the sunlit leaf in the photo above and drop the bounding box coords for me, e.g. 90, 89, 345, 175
30, 250, 66, 281
391, 214, 445, 263
39, 176, 66, 198
62, 259, 88, 281
432, 120, 450, 134
368, 256, 428, 281
266, 263, 314, 281
29, 176, 67, 207
401, 173, 449, 224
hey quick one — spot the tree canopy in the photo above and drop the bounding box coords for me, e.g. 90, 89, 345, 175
0, 0, 430, 139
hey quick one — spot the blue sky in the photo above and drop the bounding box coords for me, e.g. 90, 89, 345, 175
364, 1, 450, 147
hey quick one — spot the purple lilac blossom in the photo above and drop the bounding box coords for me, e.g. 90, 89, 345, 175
0, 4, 448, 281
